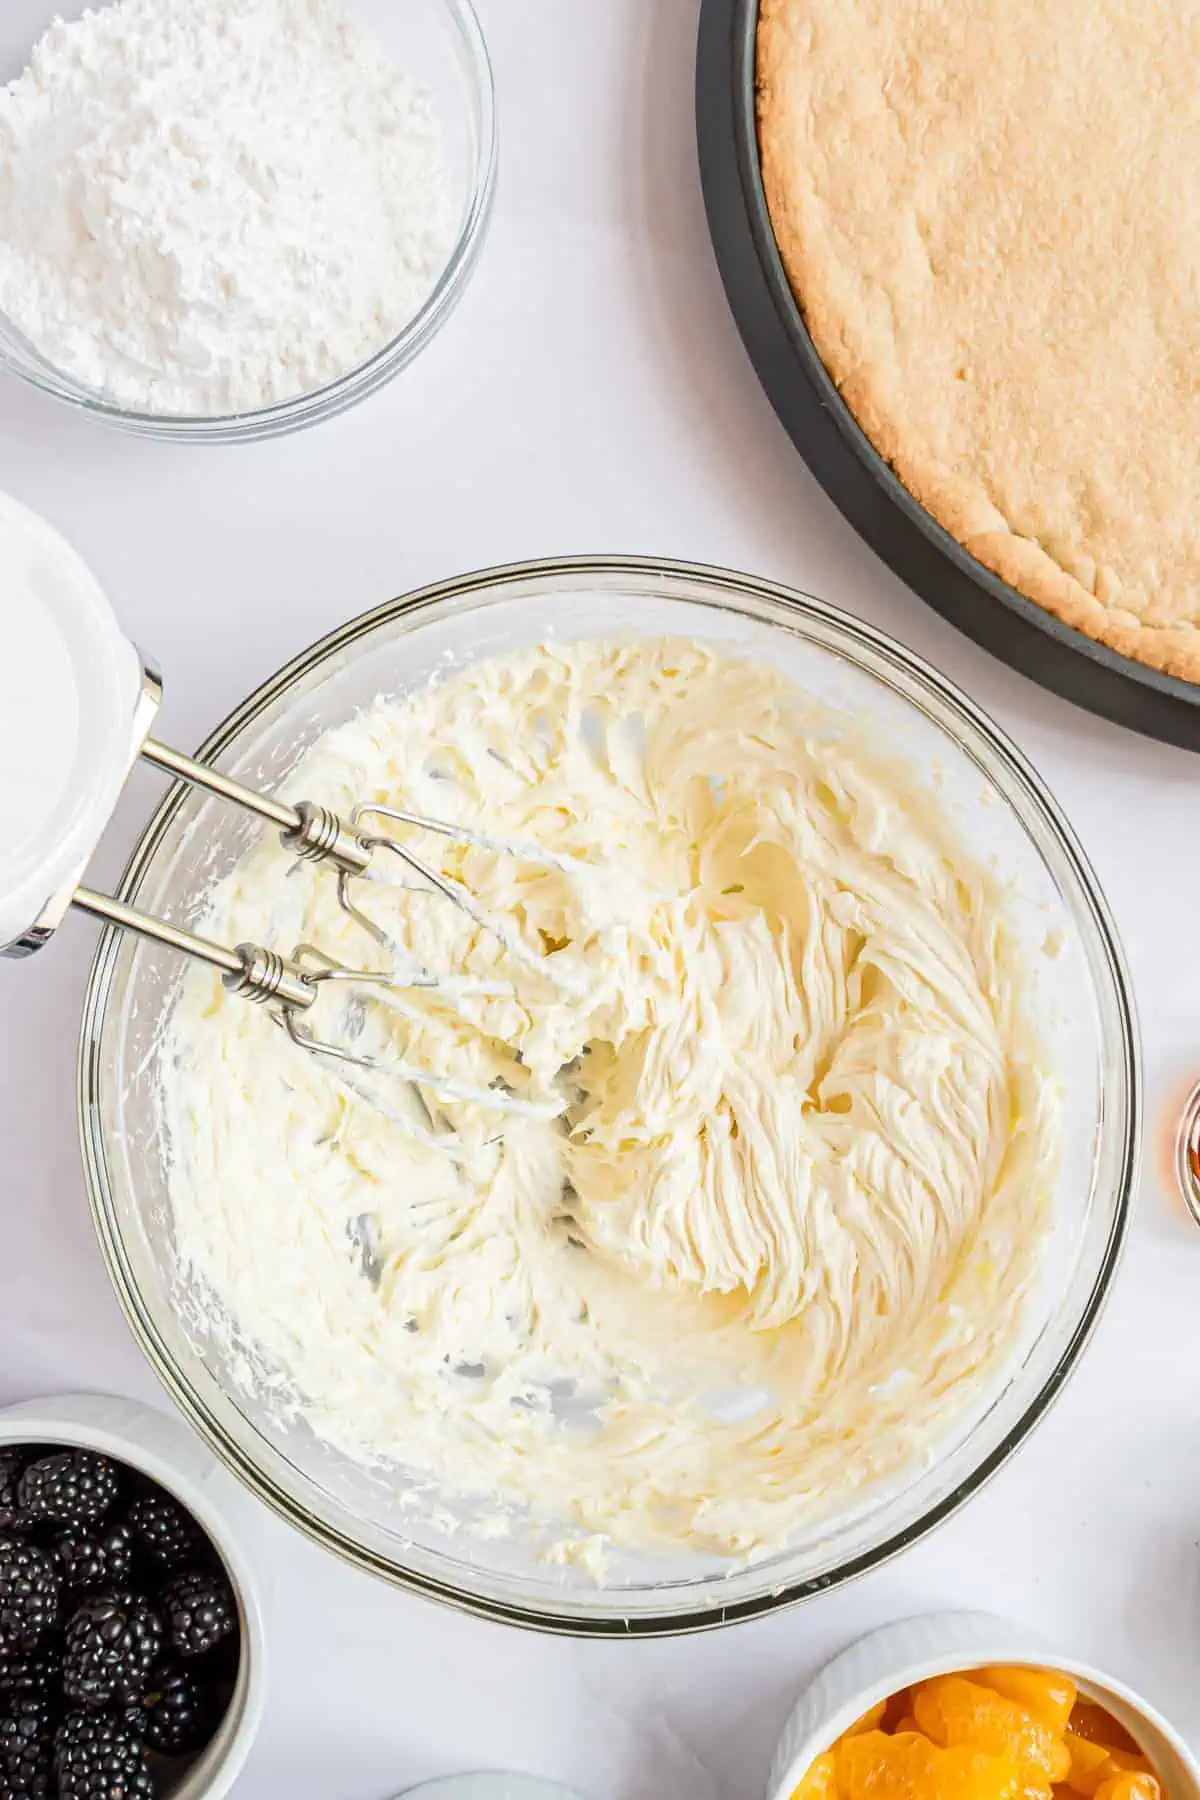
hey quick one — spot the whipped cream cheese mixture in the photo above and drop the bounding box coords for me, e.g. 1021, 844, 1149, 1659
161, 638, 1058, 1565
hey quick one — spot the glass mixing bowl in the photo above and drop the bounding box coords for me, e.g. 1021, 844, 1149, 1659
0, 0, 495, 443
78, 558, 1140, 1635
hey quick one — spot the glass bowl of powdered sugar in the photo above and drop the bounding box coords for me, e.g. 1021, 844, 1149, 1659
0, 0, 495, 441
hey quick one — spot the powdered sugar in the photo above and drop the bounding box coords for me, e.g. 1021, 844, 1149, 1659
0, 0, 454, 416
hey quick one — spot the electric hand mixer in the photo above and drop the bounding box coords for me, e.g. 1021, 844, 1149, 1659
0, 494, 574, 1132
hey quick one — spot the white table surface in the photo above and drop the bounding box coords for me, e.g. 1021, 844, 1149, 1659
2, 1, 1199, 1795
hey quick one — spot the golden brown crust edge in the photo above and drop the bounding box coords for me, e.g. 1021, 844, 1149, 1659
754, 1, 1200, 687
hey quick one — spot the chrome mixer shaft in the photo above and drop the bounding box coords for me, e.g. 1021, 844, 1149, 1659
12, 723, 576, 1127
69, 735, 373, 1015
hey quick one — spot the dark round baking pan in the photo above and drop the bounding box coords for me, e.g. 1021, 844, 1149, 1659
696, 0, 1200, 751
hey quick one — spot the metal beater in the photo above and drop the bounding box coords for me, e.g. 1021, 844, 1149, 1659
7, 660, 578, 1129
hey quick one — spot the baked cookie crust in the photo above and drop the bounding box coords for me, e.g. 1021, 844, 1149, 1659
756, 0, 1200, 682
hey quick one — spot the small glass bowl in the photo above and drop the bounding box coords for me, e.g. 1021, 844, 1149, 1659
0, 0, 495, 442
79, 558, 1139, 1634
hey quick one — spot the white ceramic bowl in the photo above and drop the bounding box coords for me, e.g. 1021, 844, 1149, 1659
768, 1612, 1200, 1800
0, 1392, 267, 1800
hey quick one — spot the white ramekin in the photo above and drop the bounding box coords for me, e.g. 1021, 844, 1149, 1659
0, 1391, 267, 1800
768, 1612, 1200, 1800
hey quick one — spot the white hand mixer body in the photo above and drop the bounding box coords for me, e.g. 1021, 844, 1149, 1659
0, 494, 577, 1139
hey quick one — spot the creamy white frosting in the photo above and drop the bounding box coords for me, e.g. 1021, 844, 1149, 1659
161, 638, 1058, 1566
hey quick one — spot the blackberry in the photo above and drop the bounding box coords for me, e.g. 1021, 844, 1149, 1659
0, 1646, 59, 1702
17, 1455, 119, 1533
0, 1774, 41, 1800
62, 1593, 162, 1708
125, 1492, 204, 1572
0, 1453, 32, 1536
138, 1661, 214, 1756
161, 1569, 236, 1659
54, 1522, 136, 1599
0, 1540, 59, 1651
55, 1711, 153, 1800
113, 1706, 146, 1743
0, 1693, 55, 1799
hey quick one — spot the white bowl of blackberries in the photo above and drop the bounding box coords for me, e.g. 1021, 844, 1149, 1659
0, 1440, 246, 1800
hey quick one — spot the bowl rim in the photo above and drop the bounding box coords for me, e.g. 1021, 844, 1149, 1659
0, 1391, 266, 1800
395, 1780, 590, 1799
77, 554, 1142, 1635
0, 0, 497, 443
